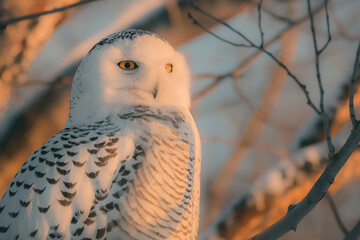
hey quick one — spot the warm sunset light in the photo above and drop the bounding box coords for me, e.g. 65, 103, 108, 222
0, 0, 359, 239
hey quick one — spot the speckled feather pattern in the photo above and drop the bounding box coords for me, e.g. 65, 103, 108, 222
0, 106, 200, 240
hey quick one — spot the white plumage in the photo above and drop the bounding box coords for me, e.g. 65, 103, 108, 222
0, 29, 201, 240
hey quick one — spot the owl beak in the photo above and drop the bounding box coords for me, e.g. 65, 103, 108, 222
152, 83, 159, 99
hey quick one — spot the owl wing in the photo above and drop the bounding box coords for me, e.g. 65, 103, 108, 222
0, 118, 134, 240
100, 106, 201, 240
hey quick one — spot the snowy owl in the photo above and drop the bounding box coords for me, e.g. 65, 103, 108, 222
0, 29, 201, 240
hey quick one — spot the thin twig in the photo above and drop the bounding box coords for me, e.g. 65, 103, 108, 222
319, 0, 332, 54
307, 0, 328, 113
190, 3, 322, 115
257, 0, 264, 48
190, 4, 255, 47
248, 0, 294, 25
307, 0, 335, 155
0, 0, 99, 30
326, 193, 348, 235
349, 42, 360, 128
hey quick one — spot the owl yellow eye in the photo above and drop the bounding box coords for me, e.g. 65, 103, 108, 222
165, 63, 173, 73
118, 61, 138, 70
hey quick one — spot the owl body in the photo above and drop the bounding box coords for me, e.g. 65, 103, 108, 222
0, 30, 201, 239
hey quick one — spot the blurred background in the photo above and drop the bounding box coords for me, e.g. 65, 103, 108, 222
0, 0, 359, 239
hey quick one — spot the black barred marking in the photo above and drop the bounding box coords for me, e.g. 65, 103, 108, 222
94, 141, 106, 148
118, 166, 125, 173
34, 187, 46, 194
19, 199, 32, 207
117, 178, 127, 187
95, 193, 108, 201
94, 160, 108, 167
96, 228, 106, 239
88, 149, 99, 154
97, 154, 112, 162
53, 153, 64, 159
0, 205, 5, 213
30, 229, 38, 237
56, 167, 70, 175
73, 160, 86, 167
56, 161, 68, 167
107, 222, 113, 232
99, 206, 109, 213
114, 203, 120, 212
21, 167, 28, 173
88, 211, 97, 218
79, 140, 89, 144
45, 160, 55, 167
10, 182, 14, 187
41, 150, 49, 155
132, 162, 143, 169
107, 138, 119, 146
58, 199, 72, 207
63, 144, 72, 149
9, 190, 17, 197
121, 169, 130, 176
31, 156, 36, 161
68, 141, 79, 146
35, 171, 46, 178
0, 225, 9, 233
47, 177, 60, 184
61, 136, 69, 141
48, 232, 63, 239
66, 151, 78, 157
105, 202, 114, 210
39, 157, 46, 163
9, 211, 19, 218
28, 165, 36, 171
112, 192, 120, 199
133, 150, 145, 160
24, 183, 33, 189
90, 136, 98, 141
15, 180, 24, 187
70, 134, 78, 139
38, 205, 50, 213
89, 30, 162, 54
64, 181, 77, 189
50, 147, 62, 152
73, 227, 84, 236
84, 218, 95, 226
61, 190, 76, 199
105, 148, 117, 154
86, 171, 100, 179
80, 132, 90, 137
71, 216, 78, 224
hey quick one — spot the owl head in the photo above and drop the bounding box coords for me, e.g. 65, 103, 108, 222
67, 29, 191, 124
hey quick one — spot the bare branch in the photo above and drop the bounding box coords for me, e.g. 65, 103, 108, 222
326, 193, 348, 235
257, 0, 265, 48
250, 125, 360, 240
249, 0, 294, 25
349, 42, 360, 128
0, 0, 100, 30
190, 2, 323, 115
344, 220, 360, 240
190, 2, 327, 106
307, 0, 329, 113
319, 0, 332, 54
190, 4, 256, 47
